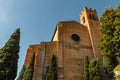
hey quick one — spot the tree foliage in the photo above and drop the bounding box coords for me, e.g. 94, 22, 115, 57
99, 3, 120, 77
113, 65, 120, 79
99, 8, 116, 58
46, 54, 58, 80
103, 56, 114, 77
17, 65, 26, 80
46, 65, 50, 80
23, 53, 35, 80
89, 58, 101, 80
0, 28, 20, 80
83, 56, 89, 80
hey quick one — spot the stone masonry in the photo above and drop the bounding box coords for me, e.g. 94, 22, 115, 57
24, 7, 103, 80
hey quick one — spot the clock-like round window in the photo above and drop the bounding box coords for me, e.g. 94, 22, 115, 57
71, 34, 80, 42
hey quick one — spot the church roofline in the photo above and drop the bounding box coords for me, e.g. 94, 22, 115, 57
51, 21, 79, 41
51, 23, 59, 41
51, 20, 88, 42
59, 20, 78, 23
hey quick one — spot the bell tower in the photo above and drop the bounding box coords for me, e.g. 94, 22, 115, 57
80, 7, 99, 26
80, 7, 101, 58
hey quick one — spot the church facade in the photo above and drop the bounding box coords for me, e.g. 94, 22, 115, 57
24, 7, 103, 80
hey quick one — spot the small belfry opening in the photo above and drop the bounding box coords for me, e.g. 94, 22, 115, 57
89, 14, 96, 20
82, 17, 85, 23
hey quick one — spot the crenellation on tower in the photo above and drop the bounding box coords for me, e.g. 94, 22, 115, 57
80, 7, 99, 27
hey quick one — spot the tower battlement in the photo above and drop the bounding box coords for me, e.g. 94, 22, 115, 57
80, 7, 99, 26
80, 7, 97, 16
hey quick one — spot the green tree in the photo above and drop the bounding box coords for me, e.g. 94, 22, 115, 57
113, 4, 120, 54
99, 8, 116, 58
46, 65, 50, 80
89, 58, 101, 80
99, 4, 120, 77
0, 28, 20, 80
103, 56, 114, 77
113, 65, 120, 80
83, 56, 89, 80
23, 53, 35, 80
17, 65, 26, 80
46, 54, 58, 80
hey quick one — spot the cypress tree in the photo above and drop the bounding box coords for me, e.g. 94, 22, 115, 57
17, 65, 26, 80
46, 54, 58, 80
46, 65, 50, 80
83, 56, 89, 80
0, 28, 20, 80
89, 58, 101, 80
23, 53, 35, 80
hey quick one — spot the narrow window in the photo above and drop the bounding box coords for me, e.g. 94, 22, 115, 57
89, 14, 92, 19
92, 14, 95, 20
83, 17, 85, 23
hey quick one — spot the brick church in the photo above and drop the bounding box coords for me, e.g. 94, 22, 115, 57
24, 7, 103, 80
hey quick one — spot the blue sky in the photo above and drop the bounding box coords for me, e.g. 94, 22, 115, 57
0, 0, 119, 78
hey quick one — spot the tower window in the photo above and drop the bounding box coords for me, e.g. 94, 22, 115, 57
89, 14, 92, 19
92, 14, 95, 19
89, 14, 96, 20
83, 17, 85, 23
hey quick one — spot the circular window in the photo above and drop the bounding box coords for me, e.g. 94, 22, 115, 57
71, 34, 80, 42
